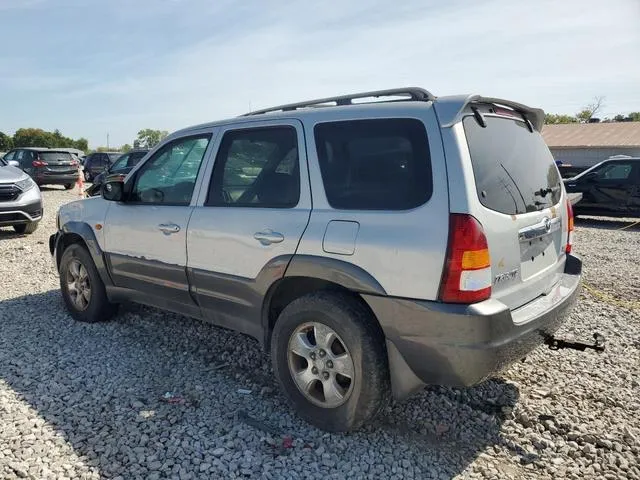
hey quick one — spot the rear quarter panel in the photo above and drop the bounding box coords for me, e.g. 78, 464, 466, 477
297, 104, 450, 300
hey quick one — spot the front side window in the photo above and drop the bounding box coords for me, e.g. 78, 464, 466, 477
314, 119, 432, 210
595, 162, 634, 181
130, 135, 210, 205
206, 126, 299, 208
3, 151, 16, 161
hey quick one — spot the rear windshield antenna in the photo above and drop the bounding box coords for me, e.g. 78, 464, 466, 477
471, 107, 486, 128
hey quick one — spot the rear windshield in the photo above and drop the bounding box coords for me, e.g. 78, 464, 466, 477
108, 153, 121, 162
463, 115, 561, 215
314, 118, 432, 210
40, 152, 73, 162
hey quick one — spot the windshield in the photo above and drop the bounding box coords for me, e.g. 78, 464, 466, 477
464, 115, 562, 214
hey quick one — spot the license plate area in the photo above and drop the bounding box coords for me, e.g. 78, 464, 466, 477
519, 217, 562, 281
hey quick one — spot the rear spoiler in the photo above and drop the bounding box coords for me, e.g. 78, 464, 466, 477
434, 94, 545, 132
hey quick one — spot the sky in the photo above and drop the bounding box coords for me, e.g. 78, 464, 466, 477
1, 0, 639, 149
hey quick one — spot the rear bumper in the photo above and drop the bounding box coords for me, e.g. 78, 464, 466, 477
363, 254, 582, 399
34, 172, 79, 185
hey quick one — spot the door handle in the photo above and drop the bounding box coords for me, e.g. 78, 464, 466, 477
254, 230, 284, 245
158, 223, 181, 235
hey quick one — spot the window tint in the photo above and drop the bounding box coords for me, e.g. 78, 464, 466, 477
15, 150, 25, 161
128, 151, 147, 167
314, 119, 432, 210
110, 153, 130, 170
108, 153, 121, 162
3, 151, 15, 161
130, 135, 210, 205
40, 152, 73, 162
206, 127, 299, 208
595, 162, 634, 180
463, 115, 561, 215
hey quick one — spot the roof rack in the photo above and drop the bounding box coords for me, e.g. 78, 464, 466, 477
242, 87, 436, 116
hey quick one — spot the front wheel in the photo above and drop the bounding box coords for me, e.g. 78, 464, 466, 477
271, 292, 390, 432
59, 244, 118, 322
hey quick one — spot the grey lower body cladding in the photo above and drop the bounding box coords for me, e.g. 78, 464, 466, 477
363, 254, 582, 400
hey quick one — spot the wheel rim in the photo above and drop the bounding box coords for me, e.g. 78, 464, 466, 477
287, 322, 355, 408
66, 259, 91, 311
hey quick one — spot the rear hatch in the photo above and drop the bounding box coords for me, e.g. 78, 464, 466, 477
39, 151, 77, 174
462, 104, 568, 310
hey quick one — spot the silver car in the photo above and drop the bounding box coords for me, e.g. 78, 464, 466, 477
50, 88, 581, 431
0, 155, 43, 234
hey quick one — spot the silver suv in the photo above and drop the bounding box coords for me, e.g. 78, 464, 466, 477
0, 156, 43, 234
50, 88, 581, 431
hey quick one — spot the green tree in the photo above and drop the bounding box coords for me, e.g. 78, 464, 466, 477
135, 129, 169, 149
0, 131, 13, 151
120, 143, 132, 153
13, 128, 55, 147
545, 114, 577, 124
74, 138, 89, 151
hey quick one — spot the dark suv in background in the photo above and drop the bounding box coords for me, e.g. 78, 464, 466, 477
564, 156, 640, 218
85, 149, 149, 196
83, 152, 122, 182
2, 148, 80, 189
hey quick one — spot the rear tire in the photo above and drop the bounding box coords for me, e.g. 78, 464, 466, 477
64, 183, 74, 190
271, 292, 390, 432
13, 222, 38, 234
59, 244, 118, 323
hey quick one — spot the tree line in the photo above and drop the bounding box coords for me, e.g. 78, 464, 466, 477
0, 128, 88, 152
0, 128, 169, 153
545, 96, 640, 124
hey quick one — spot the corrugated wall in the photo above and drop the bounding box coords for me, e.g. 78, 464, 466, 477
550, 147, 640, 167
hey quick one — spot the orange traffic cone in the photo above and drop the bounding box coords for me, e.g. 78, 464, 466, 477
76, 164, 85, 198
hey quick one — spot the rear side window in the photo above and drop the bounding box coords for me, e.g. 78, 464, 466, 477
463, 116, 561, 215
314, 119, 432, 210
206, 126, 300, 208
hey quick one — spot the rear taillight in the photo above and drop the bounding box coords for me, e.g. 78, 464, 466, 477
565, 198, 574, 254
439, 214, 492, 304
32, 160, 48, 167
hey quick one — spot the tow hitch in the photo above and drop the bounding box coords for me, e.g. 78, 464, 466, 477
544, 333, 606, 353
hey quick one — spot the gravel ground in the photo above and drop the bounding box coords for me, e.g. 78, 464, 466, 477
0, 187, 639, 480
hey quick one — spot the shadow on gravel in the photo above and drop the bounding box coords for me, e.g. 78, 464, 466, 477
1, 290, 522, 479
575, 216, 640, 231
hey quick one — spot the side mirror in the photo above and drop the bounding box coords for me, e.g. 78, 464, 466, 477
7, 160, 20, 168
102, 175, 126, 202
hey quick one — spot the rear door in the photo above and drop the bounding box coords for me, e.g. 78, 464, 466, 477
461, 106, 568, 310
187, 120, 311, 337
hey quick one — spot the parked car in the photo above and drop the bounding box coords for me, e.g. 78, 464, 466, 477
50, 88, 581, 431
2, 147, 80, 189
82, 152, 122, 182
0, 155, 43, 233
85, 149, 149, 196
564, 156, 640, 217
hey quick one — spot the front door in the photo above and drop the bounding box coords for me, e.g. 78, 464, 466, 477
187, 121, 311, 338
103, 133, 213, 309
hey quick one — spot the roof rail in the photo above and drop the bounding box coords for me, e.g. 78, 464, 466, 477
242, 87, 436, 116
